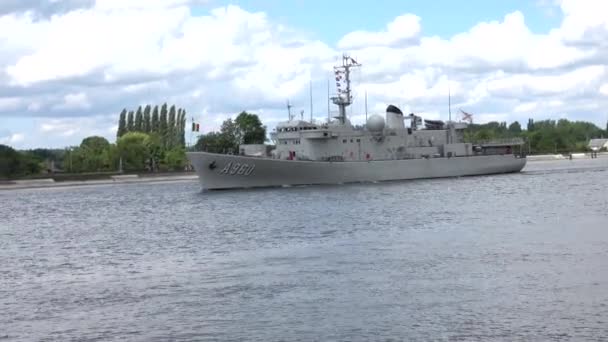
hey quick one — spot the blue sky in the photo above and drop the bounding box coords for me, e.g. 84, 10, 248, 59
194, 0, 562, 41
1, 0, 607, 149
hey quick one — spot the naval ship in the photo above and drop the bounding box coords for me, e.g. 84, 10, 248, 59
187, 55, 526, 190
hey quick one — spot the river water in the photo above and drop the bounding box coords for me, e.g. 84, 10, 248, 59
2, 158, 608, 341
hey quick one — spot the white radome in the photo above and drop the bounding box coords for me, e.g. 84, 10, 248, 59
367, 114, 385, 132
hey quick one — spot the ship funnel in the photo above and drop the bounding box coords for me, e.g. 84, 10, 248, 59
386, 105, 405, 129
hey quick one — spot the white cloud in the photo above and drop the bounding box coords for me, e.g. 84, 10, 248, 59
338, 5, 608, 126
27, 102, 42, 111
338, 14, 421, 49
54, 92, 91, 110
1, 1, 608, 149
514, 102, 538, 113
559, 0, 608, 43
40, 120, 79, 137
0, 132, 24, 145
0, 97, 22, 111
39, 116, 115, 141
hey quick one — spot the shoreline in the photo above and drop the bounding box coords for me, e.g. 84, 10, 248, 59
0, 173, 198, 191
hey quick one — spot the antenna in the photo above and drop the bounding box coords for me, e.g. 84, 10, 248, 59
330, 54, 361, 124
448, 83, 452, 123
327, 77, 330, 123
365, 90, 368, 122
287, 100, 293, 121
448, 81, 452, 144
309, 80, 313, 122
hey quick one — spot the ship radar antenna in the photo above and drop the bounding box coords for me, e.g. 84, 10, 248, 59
287, 100, 293, 121
365, 90, 368, 122
448, 83, 452, 123
331, 54, 361, 124
309, 80, 313, 122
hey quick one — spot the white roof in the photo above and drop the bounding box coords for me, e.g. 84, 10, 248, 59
588, 139, 608, 148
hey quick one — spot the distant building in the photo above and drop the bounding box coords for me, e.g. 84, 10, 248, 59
588, 139, 608, 151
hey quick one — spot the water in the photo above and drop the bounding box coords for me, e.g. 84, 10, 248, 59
2, 158, 608, 341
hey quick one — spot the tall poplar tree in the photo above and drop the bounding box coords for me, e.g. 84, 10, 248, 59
176, 109, 183, 148
127, 110, 135, 132
159, 103, 168, 148
168, 105, 177, 149
143, 105, 151, 133
135, 106, 143, 132
117, 108, 127, 138
180, 109, 187, 148
151, 105, 160, 134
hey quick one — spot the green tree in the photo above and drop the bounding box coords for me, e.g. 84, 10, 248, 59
117, 108, 127, 138
168, 105, 177, 149
220, 118, 239, 152
151, 105, 160, 134
127, 110, 135, 132
527, 118, 535, 131
0, 145, 43, 178
0, 144, 21, 178
179, 109, 187, 148
117, 132, 150, 171
143, 105, 152, 133
18, 151, 43, 176
163, 148, 187, 171
147, 132, 162, 171
235, 111, 266, 144
193, 119, 238, 153
176, 108, 182, 148
135, 106, 143, 132
74, 136, 112, 172
468, 118, 605, 154
194, 132, 226, 153
508, 121, 522, 134
159, 103, 168, 148
193, 112, 265, 153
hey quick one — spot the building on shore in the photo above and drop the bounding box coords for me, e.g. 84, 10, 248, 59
588, 139, 608, 152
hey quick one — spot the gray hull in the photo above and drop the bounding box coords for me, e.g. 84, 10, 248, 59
187, 152, 527, 190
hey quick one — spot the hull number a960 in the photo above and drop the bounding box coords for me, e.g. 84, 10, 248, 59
219, 162, 255, 176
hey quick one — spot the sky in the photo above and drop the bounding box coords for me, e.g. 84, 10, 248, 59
1, 0, 607, 149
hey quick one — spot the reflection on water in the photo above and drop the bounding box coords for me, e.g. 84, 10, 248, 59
1, 158, 608, 341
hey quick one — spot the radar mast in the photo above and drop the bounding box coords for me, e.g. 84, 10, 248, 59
331, 54, 360, 124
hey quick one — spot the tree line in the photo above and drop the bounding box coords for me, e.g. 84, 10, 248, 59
117, 103, 187, 149
194, 111, 266, 153
0, 134, 188, 179
0, 145, 45, 179
465, 118, 607, 154
1, 104, 191, 179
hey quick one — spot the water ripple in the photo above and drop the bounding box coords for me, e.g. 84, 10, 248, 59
1, 158, 608, 341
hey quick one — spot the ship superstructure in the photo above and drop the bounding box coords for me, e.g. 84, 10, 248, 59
187, 55, 526, 190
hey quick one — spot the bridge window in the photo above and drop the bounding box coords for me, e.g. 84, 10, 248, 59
342, 139, 347, 143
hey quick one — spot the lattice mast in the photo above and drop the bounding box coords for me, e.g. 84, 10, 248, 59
331, 54, 360, 124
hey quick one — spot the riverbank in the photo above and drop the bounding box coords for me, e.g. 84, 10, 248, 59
0, 172, 198, 191
526, 151, 607, 161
